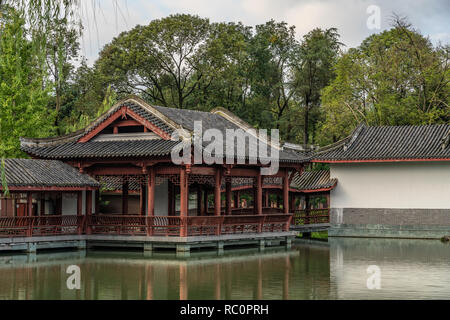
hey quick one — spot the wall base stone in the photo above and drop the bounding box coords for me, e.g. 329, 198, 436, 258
330, 208, 450, 239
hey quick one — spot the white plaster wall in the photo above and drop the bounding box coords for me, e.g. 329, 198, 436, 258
154, 180, 168, 215
330, 161, 450, 209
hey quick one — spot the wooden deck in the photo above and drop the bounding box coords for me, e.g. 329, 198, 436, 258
0, 214, 295, 253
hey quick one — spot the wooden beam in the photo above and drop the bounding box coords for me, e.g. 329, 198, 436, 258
125, 106, 172, 140
156, 166, 181, 175
190, 166, 216, 176
79, 107, 125, 142
179, 167, 188, 217
86, 190, 92, 216
264, 189, 269, 208
88, 166, 144, 176
112, 119, 143, 127
283, 169, 289, 214
256, 173, 262, 215
27, 192, 33, 217
78, 106, 172, 143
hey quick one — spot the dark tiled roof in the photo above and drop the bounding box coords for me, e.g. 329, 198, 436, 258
127, 102, 173, 134
22, 140, 181, 159
154, 105, 304, 163
313, 124, 450, 162
1, 159, 99, 188
291, 170, 337, 191
20, 98, 306, 163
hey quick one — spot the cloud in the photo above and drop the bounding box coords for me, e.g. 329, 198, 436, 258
78, 0, 449, 65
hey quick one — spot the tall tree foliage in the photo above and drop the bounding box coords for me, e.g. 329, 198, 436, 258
318, 19, 449, 144
96, 14, 213, 109
292, 28, 342, 144
0, 7, 55, 158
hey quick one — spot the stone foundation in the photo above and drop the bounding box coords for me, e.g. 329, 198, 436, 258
329, 208, 450, 239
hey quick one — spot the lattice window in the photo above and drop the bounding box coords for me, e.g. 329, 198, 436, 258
96, 175, 147, 191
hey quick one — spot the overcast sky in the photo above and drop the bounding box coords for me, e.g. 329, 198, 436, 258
79, 0, 450, 65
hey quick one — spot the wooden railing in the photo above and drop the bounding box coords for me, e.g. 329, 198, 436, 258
0, 215, 84, 238
87, 214, 292, 237
293, 209, 330, 225
0, 214, 293, 238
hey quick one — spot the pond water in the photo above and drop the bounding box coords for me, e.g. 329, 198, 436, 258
0, 238, 449, 300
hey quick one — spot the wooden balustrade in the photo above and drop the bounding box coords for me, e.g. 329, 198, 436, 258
0, 215, 84, 238
293, 209, 330, 225
0, 213, 293, 238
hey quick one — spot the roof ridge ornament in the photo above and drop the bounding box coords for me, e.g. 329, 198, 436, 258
343, 124, 365, 151
441, 129, 450, 150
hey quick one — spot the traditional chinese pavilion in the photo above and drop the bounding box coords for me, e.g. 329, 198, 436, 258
1, 97, 327, 252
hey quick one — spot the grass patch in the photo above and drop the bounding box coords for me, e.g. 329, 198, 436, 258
296, 231, 328, 240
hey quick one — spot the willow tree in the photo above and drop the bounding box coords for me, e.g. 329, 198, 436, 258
0, 6, 56, 158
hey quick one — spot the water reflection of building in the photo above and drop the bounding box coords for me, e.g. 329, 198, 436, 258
329, 238, 450, 299
0, 246, 333, 300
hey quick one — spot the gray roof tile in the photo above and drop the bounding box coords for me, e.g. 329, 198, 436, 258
1, 159, 99, 188
313, 124, 450, 161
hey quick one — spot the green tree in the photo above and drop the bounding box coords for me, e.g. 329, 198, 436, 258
44, 16, 81, 134
318, 19, 449, 144
0, 7, 55, 158
96, 14, 213, 109
292, 28, 342, 145
249, 20, 299, 131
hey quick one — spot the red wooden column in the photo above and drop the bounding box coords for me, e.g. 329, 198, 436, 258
225, 179, 232, 216
139, 182, 145, 216
147, 167, 155, 217
77, 191, 83, 234
179, 167, 189, 236
122, 178, 129, 215
86, 191, 92, 216
283, 169, 289, 214
214, 168, 222, 216
146, 168, 156, 236
86, 190, 92, 234
256, 173, 262, 215
27, 192, 33, 217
